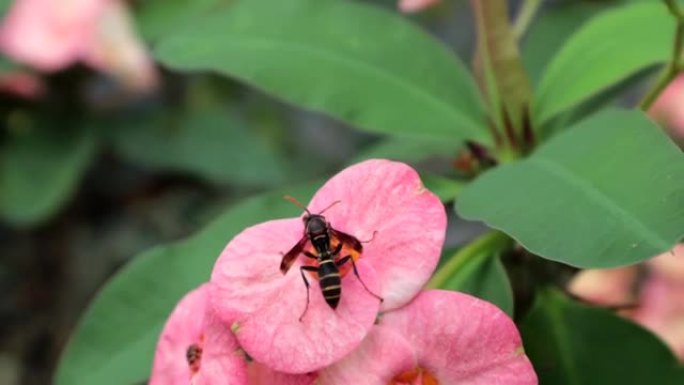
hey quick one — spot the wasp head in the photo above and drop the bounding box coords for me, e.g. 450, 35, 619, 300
304, 214, 329, 238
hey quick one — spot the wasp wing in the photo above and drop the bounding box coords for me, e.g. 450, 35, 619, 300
280, 236, 308, 274
330, 228, 363, 253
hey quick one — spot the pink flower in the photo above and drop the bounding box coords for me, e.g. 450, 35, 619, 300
210, 159, 446, 373
649, 74, 684, 138
0, 70, 45, 98
247, 363, 317, 385
566, 266, 637, 307
568, 244, 684, 360
0, 0, 157, 91
398, 0, 441, 13
319, 290, 538, 385
150, 284, 248, 385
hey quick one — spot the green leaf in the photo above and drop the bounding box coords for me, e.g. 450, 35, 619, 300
0, 126, 97, 226
428, 232, 514, 315
353, 136, 460, 164
134, 0, 223, 43
521, 289, 684, 385
534, 3, 673, 125
457, 109, 684, 268
154, 0, 488, 143
421, 173, 463, 203
55, 183, 318, 385
109, 109, 286, 186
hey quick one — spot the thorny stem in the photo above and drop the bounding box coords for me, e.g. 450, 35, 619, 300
471, 0, 533, 159
639, 0, 684, 110
427, 231, 512, 289
513, 0, 543, 40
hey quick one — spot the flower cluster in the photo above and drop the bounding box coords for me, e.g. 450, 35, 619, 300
0, 0, 157, 94
569, 244, 684, 360
150, 159, 537, 384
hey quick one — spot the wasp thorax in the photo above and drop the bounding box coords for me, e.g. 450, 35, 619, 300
186, 343, 203, 374
390, 367, 439, 385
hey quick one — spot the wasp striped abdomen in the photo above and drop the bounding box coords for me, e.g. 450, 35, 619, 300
318, 259, 342, 308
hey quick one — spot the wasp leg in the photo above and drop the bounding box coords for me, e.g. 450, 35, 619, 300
299, 265, 318, 321
303, 251, 318, 260
331, 242, 343, 256
336, 256, 383, 302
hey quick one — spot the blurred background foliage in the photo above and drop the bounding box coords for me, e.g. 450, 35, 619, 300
0, 0, 682, 384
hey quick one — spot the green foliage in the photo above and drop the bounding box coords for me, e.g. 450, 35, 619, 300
429, 232, 514, 315
55, 184, 318, 385
521, 289, 684, 385
353, 136, 460, 164
534, 3, 673, 125
0, 126, 97, 226
109, 109, 286, 186
457, 109, 684, 268
135, 0, 223, 43
421, 173, 463, 203
154, 0, 489, 142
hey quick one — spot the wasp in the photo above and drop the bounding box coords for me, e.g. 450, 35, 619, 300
279, 196, 383, 321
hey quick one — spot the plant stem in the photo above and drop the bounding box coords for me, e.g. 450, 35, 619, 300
513, 0, 542, 40
471, 0, 533, 152
639, 0, 684, 110
427, 231, 512, 289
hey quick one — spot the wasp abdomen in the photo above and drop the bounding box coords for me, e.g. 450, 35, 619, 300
318, 261, 341, 309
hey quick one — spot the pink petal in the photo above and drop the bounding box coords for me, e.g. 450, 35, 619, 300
398, 0, 441, 13
0, 0, 108, 71
630, 276, 684, 360
567, 267, 638, 306
210, 219, 381, 374
649, 74, 684, 138
150, 284, 247, 385
318, 326, 418, 385
81, 0, 158, 92
307, 159, 446, 311
0, 70, 45, 98
646, 244, 684, 284
248, 362, 317, 385
381, 290, 537, 385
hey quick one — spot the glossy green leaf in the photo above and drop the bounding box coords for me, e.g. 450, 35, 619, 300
457, 109, 684, 268
428, 232, 513, 315
154, 0, 488, 142
523, 0, 650, 85
134, 0, 223, 43
440, 252, 513, 316
353, 136, 459, 164
421, 173, 463, 203
521, 289, 684, 385
110, 109, 285, 186
534, 3, 673, 125
55, 184, 317, 385
0, 127, 97, 226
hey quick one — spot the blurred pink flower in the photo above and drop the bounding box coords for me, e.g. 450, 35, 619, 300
566, 266, 637, 306
0, 70, 44, 98
568, 244, 684, 360
210, 159, 446, 373
150, 284, 247, 385
649, 74, 684, 138
0, 0, 157, 91
319, 290, 538, 385
398, 0, 441, 13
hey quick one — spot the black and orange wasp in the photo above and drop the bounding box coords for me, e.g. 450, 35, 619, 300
279, 196, 382, 321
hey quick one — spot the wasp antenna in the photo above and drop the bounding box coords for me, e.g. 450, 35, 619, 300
360, 230, 378, 244
284, 195, 311, 215
318, 200, 341, 215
